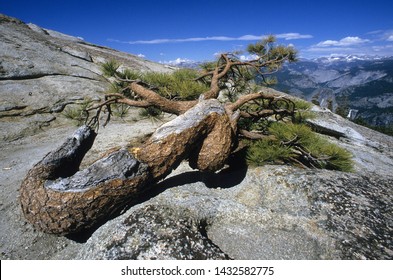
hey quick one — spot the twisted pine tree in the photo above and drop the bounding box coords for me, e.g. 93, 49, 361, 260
19, 36, 352, 235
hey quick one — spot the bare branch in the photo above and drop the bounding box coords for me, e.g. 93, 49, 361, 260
239, 129, 276, 140
226, 92, 271, 112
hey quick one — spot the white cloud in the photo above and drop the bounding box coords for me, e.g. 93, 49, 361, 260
237, 35, 262, 40
109, 33, 312, 45
299, 30, 393, 58
159, 58, 195, 65
239, 54, 259, 61
137, 53, 145, 58
316, 36, 370, 47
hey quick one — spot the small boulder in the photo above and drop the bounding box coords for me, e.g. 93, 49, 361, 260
77, 205, 230, 260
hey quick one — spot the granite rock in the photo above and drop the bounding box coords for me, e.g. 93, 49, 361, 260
0, 14, 171, 141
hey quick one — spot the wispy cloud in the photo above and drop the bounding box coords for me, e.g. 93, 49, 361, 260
315, 36, 370, 47
366, 30, 384, 35
239, 54, 260, 61
276, 33, 314, 40
303, 32, 393, 58
108, 33, 312, 45
372, 44, 393, 52
366, 29, 393, 42
383, 31, 393, 42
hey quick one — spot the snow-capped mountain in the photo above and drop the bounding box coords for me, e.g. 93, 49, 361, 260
273, 55, 393, 127
312, 54, 388, 64
160, 58, 202, 69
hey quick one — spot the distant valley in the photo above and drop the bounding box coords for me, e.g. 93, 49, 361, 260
273, 55, 393, 128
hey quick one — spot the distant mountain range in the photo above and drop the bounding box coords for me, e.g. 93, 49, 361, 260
166, 54, 393, 128
273, 55, 393, 127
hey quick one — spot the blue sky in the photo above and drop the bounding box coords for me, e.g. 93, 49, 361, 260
2, 0, 393, 63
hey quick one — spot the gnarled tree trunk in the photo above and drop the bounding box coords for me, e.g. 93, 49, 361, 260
20, 42, 299, 234
19, 99, 235, 234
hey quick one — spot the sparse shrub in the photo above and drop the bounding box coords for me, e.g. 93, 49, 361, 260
62, 98, 93, 126
105, 64, 209, 101
246, 139, 294, 166
292, 99, 312, 110
101, 59, 120, 77
246, 122, 353, 172
142, 69, 209, 100
119, 68, 141, 80
139, 106, 163, 121
108, 82, 123, 93
112, 103, 130, 119
292, 99, 316, 123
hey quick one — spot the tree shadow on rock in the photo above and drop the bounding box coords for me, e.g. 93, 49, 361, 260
155, 149, 249, 190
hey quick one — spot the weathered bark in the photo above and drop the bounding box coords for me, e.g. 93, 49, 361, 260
188, 112, 234, 172
135, 99, 234, 179
19, 126, 151, 234
19, 99, 235, 234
